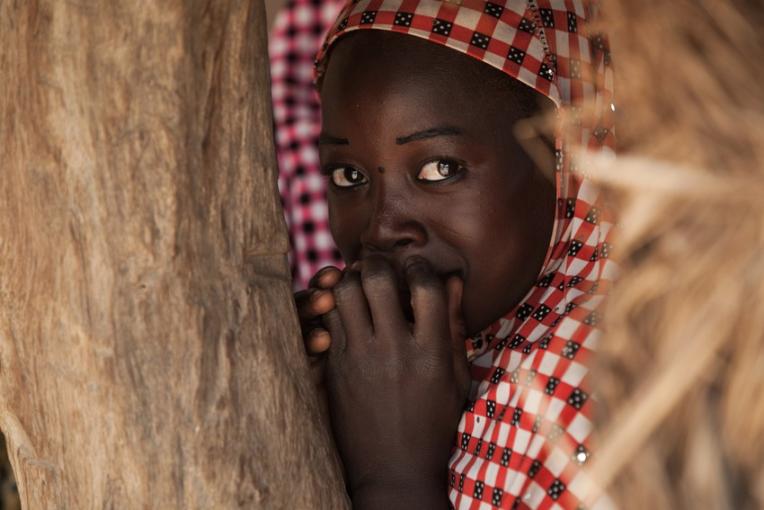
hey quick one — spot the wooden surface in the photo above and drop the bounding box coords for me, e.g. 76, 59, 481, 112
0, 1, 348, 508
266, 0, 286, 28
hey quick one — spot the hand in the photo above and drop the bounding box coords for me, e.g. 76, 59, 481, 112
294, 266, 342, 383
293, 265, 345, 453
323, 255, 470, 508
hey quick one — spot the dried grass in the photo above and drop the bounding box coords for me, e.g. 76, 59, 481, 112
578, 1, 764, 508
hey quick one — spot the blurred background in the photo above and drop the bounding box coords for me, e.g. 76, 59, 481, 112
581, 1, 764, 508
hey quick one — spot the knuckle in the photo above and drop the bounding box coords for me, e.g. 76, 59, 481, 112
363, 254, 394, 272
361, 265, 395, 289
405, 258, 437, 283
410, 271, 442, 294
406, 257, 431, 273
333, 272, 360, 297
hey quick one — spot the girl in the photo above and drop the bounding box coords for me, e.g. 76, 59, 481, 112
295, 1, 615, 508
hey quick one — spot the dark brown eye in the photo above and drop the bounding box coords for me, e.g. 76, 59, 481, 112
330, 167, 367, 187
417, 159, 462, 182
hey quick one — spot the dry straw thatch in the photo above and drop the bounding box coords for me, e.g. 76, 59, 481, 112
576, 1, 764, 508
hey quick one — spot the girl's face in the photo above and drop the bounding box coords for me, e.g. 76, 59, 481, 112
319, 31, 555, 336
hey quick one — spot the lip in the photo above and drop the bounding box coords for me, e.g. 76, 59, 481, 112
396, 257, 461, 286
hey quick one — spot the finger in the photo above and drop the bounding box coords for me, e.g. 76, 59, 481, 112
306, 327, 332, 355
322, 308, 347, 394
446, 275, 470, 388
310, 289, 336, 317
295, 288, 311, 316
297, 289, 336, 322
309, 266, 343, 290
308, 351, 327, 387
360, 255, 407, 339
446, 276, 466, 349
405, 257, 448, 345
323, 307, 348, 360
333, 270, 373, 342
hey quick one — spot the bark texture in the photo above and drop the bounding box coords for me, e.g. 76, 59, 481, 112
0, 1, 348, 508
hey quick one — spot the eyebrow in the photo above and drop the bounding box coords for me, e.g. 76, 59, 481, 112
318, 133, 349, 145
396, 126, 462, 145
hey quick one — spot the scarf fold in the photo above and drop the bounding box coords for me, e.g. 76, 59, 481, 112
316, 1, 616, 507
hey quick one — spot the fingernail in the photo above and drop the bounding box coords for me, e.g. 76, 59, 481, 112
317, 266, 338, 280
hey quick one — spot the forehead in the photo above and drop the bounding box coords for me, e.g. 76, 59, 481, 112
319, 31, 543, 127
321, 31, 486, 91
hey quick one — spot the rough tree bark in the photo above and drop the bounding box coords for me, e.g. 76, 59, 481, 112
0, 1, 348, 508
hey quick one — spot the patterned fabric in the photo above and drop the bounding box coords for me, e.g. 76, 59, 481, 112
269, 0, 346, 290
316, 1, 616, 509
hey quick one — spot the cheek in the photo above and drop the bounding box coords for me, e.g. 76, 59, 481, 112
451, 175, 553, 333
458, 228, 532, 335
444, 194, 523, 249
328, 197, 367, 261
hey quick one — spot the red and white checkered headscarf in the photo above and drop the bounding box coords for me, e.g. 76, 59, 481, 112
316, 1, 616, 508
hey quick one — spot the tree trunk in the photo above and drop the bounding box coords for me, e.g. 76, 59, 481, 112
0, 1, 348, 508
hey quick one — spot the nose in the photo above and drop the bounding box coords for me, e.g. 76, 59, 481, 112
359, 184, 427, 255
